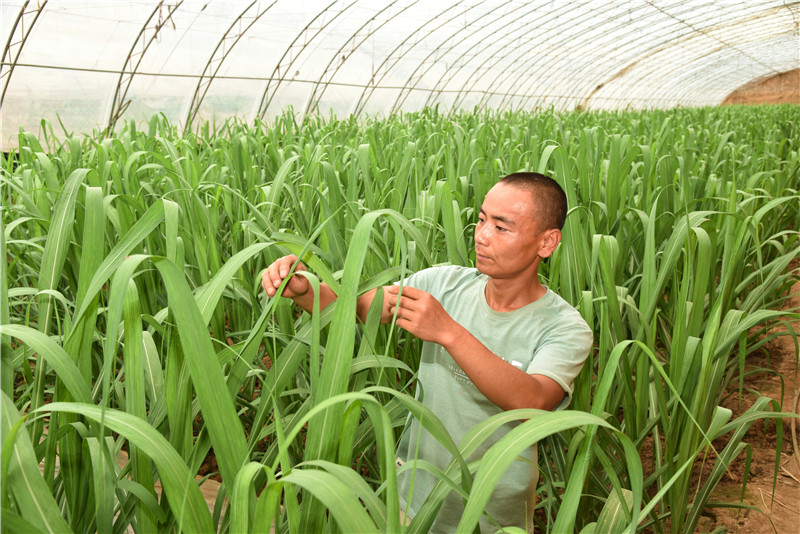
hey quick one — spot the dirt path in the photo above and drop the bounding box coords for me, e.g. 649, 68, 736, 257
697, 279, 800, 534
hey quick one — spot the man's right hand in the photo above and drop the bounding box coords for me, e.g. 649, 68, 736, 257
261, 254, 310, 298
261, 255, 385, 320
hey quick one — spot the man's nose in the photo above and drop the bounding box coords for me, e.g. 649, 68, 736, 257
475, 224, 489, 245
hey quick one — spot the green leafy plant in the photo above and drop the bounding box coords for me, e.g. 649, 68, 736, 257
2, 105, 798, 533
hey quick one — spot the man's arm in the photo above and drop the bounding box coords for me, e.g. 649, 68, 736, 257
386, 285, 565, 412
261, 255, 393, 322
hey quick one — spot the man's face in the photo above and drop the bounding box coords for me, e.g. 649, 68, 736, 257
474, 183, 555, 280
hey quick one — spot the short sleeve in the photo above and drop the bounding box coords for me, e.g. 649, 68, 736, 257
526, 317, 593, 411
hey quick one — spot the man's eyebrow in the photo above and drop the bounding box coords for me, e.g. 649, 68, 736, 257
479, 208, 515, 225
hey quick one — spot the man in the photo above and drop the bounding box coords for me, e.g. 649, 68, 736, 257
262, 172, 592, 533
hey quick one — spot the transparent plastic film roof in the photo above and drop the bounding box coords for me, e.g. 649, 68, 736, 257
2, 0, 799, 149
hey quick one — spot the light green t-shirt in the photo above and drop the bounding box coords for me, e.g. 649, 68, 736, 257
395, 265, 593, 533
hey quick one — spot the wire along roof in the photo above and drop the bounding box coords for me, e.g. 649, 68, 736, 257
1, 0, 798, 148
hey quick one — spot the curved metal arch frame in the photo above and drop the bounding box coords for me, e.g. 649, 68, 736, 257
302, 0, 419, 118
350, 0, 479, 118
503, 1, 782, 111
490, 3, 624, 112
107, 1, 183, 135
476, 1, 656, 112
580, 3, 790, 109
644, 0, 782, 74
523, 2, 682, 111
388, 2, 532, 115
446, 2, 577, 111
645, 27, 796, 108
2, 0, 795, 126
677, 31, 798, 107
420, 2, 552, 110
622, 12, 795, 107
409, 2, 542, 112
387, 4, 507, 115
184, 0, 279, 129
692, 51, 800, 107
481, 2, 800, 111
1, 0, 48, 109
595, 10, 792, 109
571, 8, 692, 109
255, 0, 353, 120
590, 2, 795, 109
643, 49, 755, 108
507, 2, 708, 112
624, 44, 731, 109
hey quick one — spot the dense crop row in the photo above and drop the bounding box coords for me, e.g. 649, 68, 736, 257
2, 105, 799, 533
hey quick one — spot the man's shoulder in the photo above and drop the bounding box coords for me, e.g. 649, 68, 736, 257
540, 289, 593, 336
542, 287, 579, 311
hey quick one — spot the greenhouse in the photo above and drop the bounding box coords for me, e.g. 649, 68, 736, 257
1, 1, 799, 533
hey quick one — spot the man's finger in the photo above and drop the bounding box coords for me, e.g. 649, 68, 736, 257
395, 297, 419, 314
387, 285, 411, 293
261, 271, 271, 293
395, 316, 416, 333
399, 286, 421, 298
387, 285, 420, 298
282, 257, 295, 277
389, 293, 405, 308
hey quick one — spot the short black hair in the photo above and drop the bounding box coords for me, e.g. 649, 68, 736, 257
499, 172, 568, 230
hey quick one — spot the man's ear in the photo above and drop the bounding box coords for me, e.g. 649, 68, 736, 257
538, 229, 562, 258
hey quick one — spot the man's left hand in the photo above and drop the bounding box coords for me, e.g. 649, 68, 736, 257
385, 285, 459, 346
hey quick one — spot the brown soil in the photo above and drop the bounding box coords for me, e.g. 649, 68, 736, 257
722, 69, 800, 106
694, 278, 800, 534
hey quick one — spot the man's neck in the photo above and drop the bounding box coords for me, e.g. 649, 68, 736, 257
484, 274, 547, 312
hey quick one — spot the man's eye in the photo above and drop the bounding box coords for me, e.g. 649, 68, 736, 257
496, 226, 507, 232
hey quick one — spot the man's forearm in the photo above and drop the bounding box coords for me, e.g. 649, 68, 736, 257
290, 283, 338, 314
292, 285, 386, 324
439, 324, 565, 412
